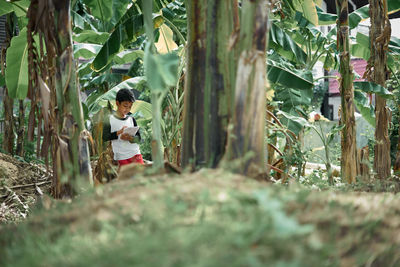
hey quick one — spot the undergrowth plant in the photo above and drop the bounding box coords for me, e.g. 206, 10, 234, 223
308, 113, 343, 185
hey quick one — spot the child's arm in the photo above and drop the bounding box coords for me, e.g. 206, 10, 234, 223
103, 120, 126, 141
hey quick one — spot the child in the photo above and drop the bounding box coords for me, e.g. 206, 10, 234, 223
103, 88, 144, 168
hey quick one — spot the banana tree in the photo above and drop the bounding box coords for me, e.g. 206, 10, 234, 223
21, 0, 92, 197
1, 0, 30, 156
224, 0, 269, 177
181, 0, 238, 170
336, 0, 357, 184
2, 13, 16, 155
366, 0, 391, 179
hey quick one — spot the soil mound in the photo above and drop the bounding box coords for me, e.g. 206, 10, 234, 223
0, 153, 51, 223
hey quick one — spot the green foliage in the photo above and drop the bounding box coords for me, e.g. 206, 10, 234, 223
269, 22, 308, 64
144, 51, 179, 92
0, 0, 29, 17
73, 30, 110, 44
5, 28, 28, 99
353, 81, 394, 127
85, 77, 147, 114
91, 13, 145, 71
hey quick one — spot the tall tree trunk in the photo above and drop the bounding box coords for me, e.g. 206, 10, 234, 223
368, 0, 391, 179
2, 14, 15, 155
27, 0, 92, 197
181, 0, 238, 170
2, 87, 14, 154
15, 100, 25, 157
224, 0, 269, 178
53, 0, 92, 195
336, 0, 357, 183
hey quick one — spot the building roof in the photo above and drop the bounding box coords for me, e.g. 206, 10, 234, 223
329, 58, 367, 94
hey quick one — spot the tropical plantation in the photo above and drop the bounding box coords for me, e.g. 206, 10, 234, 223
2, 0, 400, 265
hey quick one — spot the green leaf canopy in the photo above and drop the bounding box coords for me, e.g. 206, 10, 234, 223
5, 28, 28, 99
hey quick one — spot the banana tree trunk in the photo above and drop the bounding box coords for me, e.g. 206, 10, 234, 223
2, 14, 15, 155
369, 0, 391, 179
52, 0, 92, 195
336, 0, 357, 183
15, 100, 25, 157
27, 0, 92, 197
182, 0, 238, 170
224, 0, 269, 178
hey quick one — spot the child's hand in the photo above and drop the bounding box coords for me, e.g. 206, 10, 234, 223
117, 126, 127, 136
120, 133, 132, 141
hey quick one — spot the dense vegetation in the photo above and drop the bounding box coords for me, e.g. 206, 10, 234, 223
1, 0, 400, 265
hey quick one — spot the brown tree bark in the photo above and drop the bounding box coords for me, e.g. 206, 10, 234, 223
367, 0, 391, 179
27, 0, 92, 197
1, 14, 15, 155
336, 0, 357, 183
15, 100, 25, 157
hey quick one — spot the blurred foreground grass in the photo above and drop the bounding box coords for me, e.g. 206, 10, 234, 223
1, 169, 400, 267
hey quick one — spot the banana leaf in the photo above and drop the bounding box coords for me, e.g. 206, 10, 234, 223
5, 28, 28, 99
277, 109, 312, 135
267, 58, 314, 90
91, 14, 144, 72
114, 50, 144, 65
354, 90, 375, 126
74, 43, 102, 59
354, 81, 393, 99
144, 50, 179, 92
73, 30, 110, 44
269, 22, 307, 65
0, 0, 29, 17
83, 73, 123, 88
86, 77, 147, 114
81, 0, 113, 23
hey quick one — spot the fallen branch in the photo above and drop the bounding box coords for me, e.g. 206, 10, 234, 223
0, 180, 51, 191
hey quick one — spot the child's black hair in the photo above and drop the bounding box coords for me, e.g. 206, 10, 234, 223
116, 88, 135, 103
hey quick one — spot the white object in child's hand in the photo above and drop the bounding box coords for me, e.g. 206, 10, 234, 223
123, 126, 139, 136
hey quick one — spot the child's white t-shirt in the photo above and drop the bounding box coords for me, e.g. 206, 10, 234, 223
110, 115, 141, 160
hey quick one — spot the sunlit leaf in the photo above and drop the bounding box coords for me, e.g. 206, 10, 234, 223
73, 30, 110, 44
5, 28, 28, 99
348, 5, 369, 29
114, 50, 144, 65
298, 0, 318, 25
74, 43, 102, 58
155, 24, 178, 54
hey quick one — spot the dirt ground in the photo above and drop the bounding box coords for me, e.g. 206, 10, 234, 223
0, 153, 51, 223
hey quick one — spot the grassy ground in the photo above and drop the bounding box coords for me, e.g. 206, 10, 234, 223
1, 169, 400, 267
